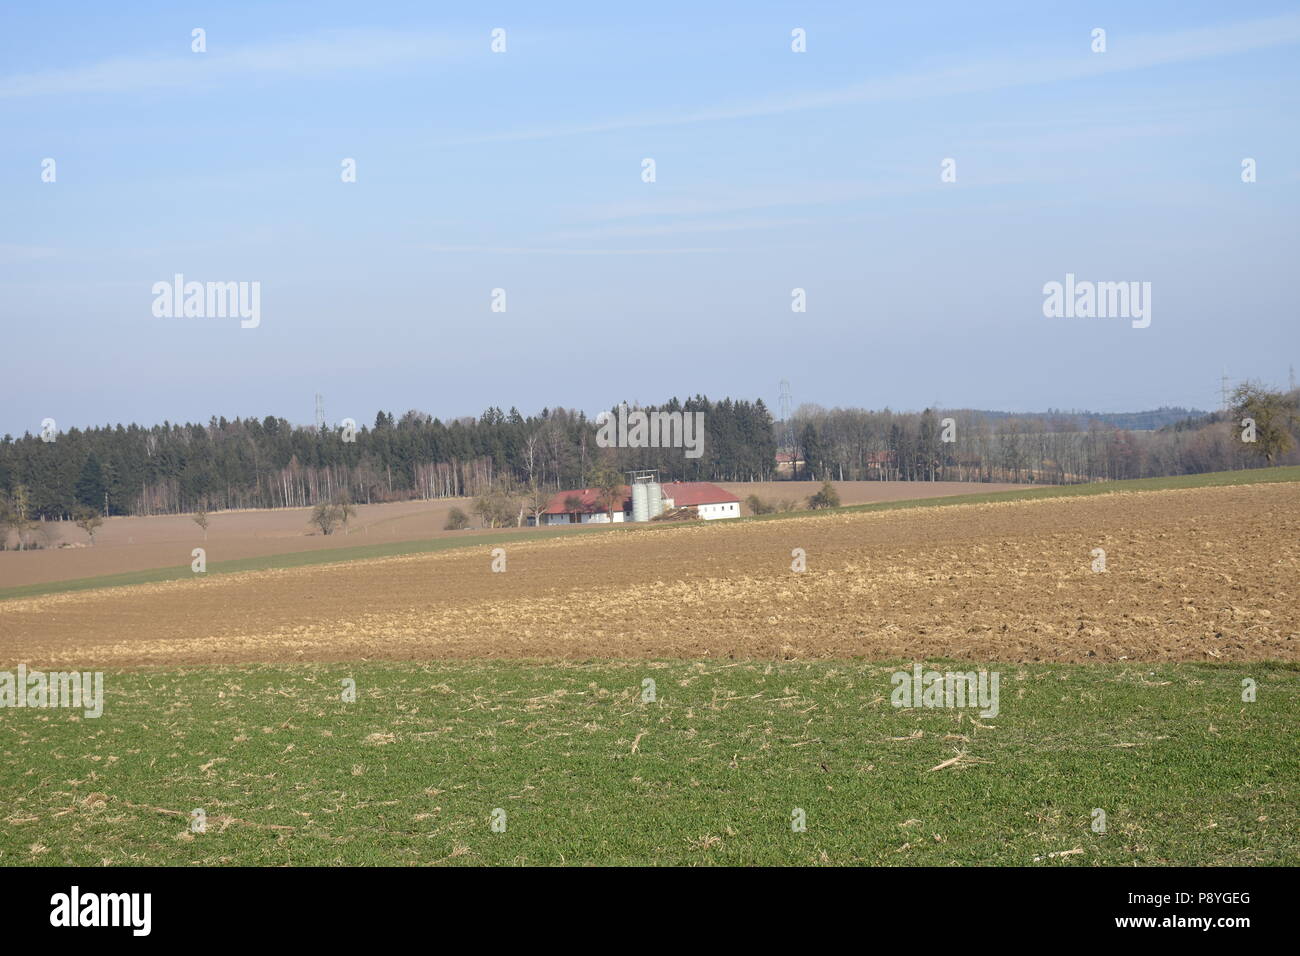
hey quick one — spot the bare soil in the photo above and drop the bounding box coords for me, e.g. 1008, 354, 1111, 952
0, 481, 1022, 589
2, 482, 1294, 667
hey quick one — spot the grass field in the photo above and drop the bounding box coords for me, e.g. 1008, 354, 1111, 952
2, 467, 1296, 866
1, 660, 1295, 866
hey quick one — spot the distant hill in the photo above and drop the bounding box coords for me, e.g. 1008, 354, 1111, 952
958, 406, 1208, 431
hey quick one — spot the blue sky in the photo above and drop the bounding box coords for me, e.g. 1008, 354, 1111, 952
2, 1, 1298, 435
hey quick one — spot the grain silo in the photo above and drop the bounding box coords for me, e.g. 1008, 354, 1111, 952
631, 481, 650, 523
626, 469, 663, 523
646, 481, 664, 518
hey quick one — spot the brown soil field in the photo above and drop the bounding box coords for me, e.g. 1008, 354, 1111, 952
2, 482, 1295, 667
717, 480, 1024, 508
0, 498, 475, 589
0, 480, 1022, 589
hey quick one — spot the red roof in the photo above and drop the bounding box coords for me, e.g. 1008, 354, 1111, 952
658, 481, 740, 506
542, 486, 630, 515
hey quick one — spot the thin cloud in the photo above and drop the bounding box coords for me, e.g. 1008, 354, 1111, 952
579, 180, 908, 221
0, 245, 58, 262
0, 28, 459, 99
451, 13, 1300, 144
547, 215, 827, 241
423, 245, 731, 255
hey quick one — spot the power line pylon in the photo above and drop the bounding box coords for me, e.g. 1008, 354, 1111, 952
778, 379, 796, 459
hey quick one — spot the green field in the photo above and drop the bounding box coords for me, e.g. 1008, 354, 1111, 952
2, 660, 1295, 866
4, 465, 1296, 603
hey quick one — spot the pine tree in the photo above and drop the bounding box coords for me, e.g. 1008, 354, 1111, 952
75, 453, 106, 511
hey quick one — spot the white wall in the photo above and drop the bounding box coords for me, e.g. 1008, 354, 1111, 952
581, 511, 624, 524
540, 511, 625, 525
696, 501, 740, 520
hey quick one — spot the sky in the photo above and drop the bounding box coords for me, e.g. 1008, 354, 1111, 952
2, 0, 1298, 436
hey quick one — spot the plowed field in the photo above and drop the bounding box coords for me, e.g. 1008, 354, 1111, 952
2, 482, 1296, 667
0, 481, 1022, 590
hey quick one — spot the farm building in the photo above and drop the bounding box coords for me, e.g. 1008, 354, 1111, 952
779, 450, 899, 479
535, 487, 630, 525
774, 451, 805, 477
531, 481, 740, 525
659, 480, 742, 519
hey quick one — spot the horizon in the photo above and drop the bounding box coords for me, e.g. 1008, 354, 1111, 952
3, 1, 1299, 889
3, 1, 1298, 434
1, 393, 1219, 440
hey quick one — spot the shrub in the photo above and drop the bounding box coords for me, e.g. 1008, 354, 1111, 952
74, 507, 104, 545
471, 492, 518, 528
444, 507, 470, 530
807, 481, 840, 510
309, 501, 338, 535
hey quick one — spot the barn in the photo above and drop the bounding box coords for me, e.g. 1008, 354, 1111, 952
531, 481, 740, 525
658, 481, 741, 519
535, 487, 630, 525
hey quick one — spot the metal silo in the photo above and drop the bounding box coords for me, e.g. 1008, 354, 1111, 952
647, 482, 664, 518
632, 482, 650, 523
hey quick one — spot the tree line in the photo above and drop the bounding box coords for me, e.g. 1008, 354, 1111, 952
0, 396, 776, 523
1, 384, 1294, 543
788, 384, 1299, 484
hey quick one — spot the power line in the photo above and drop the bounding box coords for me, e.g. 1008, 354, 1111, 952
778, 379, 796, 457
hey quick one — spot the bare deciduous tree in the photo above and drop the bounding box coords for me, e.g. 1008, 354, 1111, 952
592, 464, 624, 523
74, 507, 104, 545
309, 501, 339, 535
1233, 382, 1297, 465
524, 482, 551, 527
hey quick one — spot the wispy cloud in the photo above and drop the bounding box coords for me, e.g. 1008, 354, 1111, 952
423, 245, 730, 255
0, 28, 459, 99
451, 13, 1300, 144
579, 180, 915, 222
546, 215, 827, 241
0, 245, 58, 262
